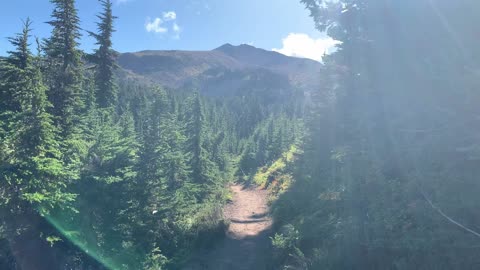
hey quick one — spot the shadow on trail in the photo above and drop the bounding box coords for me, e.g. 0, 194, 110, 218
229, 218, 270, 224
249, 212, 269, 219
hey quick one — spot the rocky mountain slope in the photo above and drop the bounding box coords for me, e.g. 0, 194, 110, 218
117, 44, 323, 97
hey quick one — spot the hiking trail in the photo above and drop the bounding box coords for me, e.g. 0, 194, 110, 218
183, 184, 273, 270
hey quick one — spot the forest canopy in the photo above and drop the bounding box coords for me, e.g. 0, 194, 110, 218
2, 0, 480, 270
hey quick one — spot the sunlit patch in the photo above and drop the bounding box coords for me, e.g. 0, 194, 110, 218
44, 214, 119, 270
44, 205, 146, 270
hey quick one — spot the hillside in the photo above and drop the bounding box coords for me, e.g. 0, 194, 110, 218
117, 44, 323, 96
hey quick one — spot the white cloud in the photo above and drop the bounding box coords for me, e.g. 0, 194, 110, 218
173, 23, 180, 33
172, 23, 181, 39
272, 33, 340, 62
145, 12, 182, 39
163, 11, 177, 21
145, 17, 168, 33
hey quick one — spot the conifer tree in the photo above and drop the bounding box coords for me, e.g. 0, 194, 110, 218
44, 0, 84, 133
137, 88, 169, 187
89, 0, 118, 108
185, 92, 217, 185
0, 18, 32, 113
0, 21, 75, 218
83, 109, 138, 184
157, 113, 190, 191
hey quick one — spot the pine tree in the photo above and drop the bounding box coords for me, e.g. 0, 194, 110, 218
157, 114, 190, 191
145, 112, 191, 220
0, 20, 34, 218
83, 109, 138, 184
44, 0, 84, 134
0, 18, 32, 113
0, 21, 75, 218
185, 92, 217, 185
137, 87, 169, 187
89, 0, 118, 108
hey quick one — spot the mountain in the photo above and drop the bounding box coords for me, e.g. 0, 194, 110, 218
116, 44, 324, 97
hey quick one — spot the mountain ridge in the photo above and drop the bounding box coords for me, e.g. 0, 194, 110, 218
116, 44, 323, 95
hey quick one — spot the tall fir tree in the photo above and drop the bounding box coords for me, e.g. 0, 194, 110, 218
89, 0, 118, 108
44, 0, 84, 134
186, 93, 206, 183
157, 113, 190, 192
0, 18, 33, 114
185, 92, 216, 185
0, 20, 75, 222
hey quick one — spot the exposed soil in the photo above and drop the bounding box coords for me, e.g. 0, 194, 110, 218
183, 184, 273, 270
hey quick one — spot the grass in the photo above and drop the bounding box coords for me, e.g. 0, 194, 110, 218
253, 145, 301, 198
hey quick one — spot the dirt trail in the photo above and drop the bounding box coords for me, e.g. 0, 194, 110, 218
183, 184, 273, 270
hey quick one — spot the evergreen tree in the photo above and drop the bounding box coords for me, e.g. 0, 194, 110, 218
44, 0, 84, 133
144, 112, 192, 224
137, 87, 169, 189
157, 113, 190, 191
0, 18, 33, 113
0, 21, 75, 218
83, 109, 138, 184
89, 0, 118, 108
269, 1, 480, 269
0, 4, 315, 268
185, 92, 217, 186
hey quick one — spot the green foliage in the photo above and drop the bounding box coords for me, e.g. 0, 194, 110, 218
0, 1, 306, 269
143, 247, 168, 270
256, 158, 284, 188
239, 114, 303, 178
269, 1, 480, 270
271, 225, 309, 270
0, 21, 75, 218
271, 225, 299, 250
83, 109, 138, 184
0, 18, 32, 113
44, 0, 84, 134
89, 0, 118, 108
46, 235, 63, 247
185, 92, 217, 186
250, 142, 301, 194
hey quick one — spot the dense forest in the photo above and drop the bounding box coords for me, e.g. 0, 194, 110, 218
0, 0, 301, 269
2, 0, 480, 269
268, 0, 480, 269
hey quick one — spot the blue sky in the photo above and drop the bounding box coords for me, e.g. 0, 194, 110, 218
0, 0, 338, 60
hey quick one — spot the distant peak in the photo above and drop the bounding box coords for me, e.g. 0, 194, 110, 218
215, 43, 235, 51
215, 43, 267, 57
214, 43, 259, 51
239, 43, 255, 48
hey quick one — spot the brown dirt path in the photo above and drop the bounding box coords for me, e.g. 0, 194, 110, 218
182, 184, 273, 270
